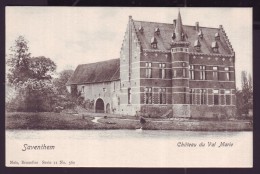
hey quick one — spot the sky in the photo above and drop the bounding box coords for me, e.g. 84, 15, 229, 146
6, 7, 252, 89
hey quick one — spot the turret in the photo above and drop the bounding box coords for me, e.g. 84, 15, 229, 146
171, 10, 191, 117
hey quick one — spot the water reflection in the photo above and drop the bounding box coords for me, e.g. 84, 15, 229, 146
6, 130, 251, 141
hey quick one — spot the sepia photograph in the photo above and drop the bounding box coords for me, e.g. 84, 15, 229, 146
5, 7, 253, 167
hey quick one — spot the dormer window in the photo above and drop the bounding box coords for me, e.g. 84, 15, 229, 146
198, 29, 203, 38
194, 40, 201, 52
151, 37, 157, 49
139, 26, 144, 34
172, 32, 176, 40
181, 32, 185, 40
215, 32, 220, 40
211, 41, 219, 53
181, 32, 187, 40
155, 28, 160, 35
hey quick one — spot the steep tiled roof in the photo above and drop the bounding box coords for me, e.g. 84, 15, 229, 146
67, 58, 120, 85
133, 20, 232, 55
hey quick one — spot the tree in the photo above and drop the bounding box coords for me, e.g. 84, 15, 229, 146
6, 36, 58, 112
248, 73, 253, 94
7, 36, 31, 84
20, 79, 58, 112
236, 71, 253, 117
235, 89, 243, 116
7, 36, 56, 84
29, 56, 57, 80
53, 69, 74, 95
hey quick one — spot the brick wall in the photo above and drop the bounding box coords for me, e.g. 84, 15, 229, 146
190, 105, 236, 118
140, 105, 172, 118
119, 16, 141, 116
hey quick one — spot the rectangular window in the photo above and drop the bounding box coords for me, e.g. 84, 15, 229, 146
159, 88, 166, 104
201, 89, 206, 105
173, 69, 177, 78
199, 65, 206, 80
189, 65, 194, 80
189, 89, 193, 104
113, 82, 115, 92
159, 63, 166, 79
183, 69, 186, 77
203, 66, 206, 80
213, 89, 219, 105
145, 62, 152, 78
182, 63, 186, 77
225, 67, 230, 81
184, 91, 186, 104
225, 89, 231, 105
81, 86, 85, 93
128, 88, 131, 104
213, 66, 218, 80
145, 87, 152, 104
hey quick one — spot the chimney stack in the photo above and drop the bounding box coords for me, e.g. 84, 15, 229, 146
195, 22, 199, 32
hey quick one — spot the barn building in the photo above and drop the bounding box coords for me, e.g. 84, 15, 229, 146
67, 11, 236, 118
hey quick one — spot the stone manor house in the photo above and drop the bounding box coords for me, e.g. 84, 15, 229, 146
66, 11, 236, 118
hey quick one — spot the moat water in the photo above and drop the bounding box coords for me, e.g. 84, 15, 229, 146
6, 129, 252, 140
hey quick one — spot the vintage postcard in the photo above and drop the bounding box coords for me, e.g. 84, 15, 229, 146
5, 7, 253, 167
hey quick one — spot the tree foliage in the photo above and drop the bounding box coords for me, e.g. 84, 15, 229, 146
53, 69, 74, 95
6, 36, 58, 112
7, 36, 31, 84
29, 56, 57, 80
236, 71, 253, 117
7, 36, 57, 84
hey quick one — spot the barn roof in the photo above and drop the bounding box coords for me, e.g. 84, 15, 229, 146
66, 58, 120, 85
133, 20, 232, 55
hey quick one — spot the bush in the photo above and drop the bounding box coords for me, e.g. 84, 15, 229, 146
82, 99, 94, 110
6, 79, 70, 112
6, 94, 25, 112
54, 94, 77, 109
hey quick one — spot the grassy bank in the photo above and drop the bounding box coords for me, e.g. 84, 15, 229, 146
5, 112, 252, 131
6, 112, 94, 130
5, 112, 141, 130
142, 119, 252, 131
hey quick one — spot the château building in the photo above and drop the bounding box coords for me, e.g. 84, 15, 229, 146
67, 11, 236, 118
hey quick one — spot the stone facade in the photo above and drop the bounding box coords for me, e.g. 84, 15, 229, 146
77, 81, 121, 113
